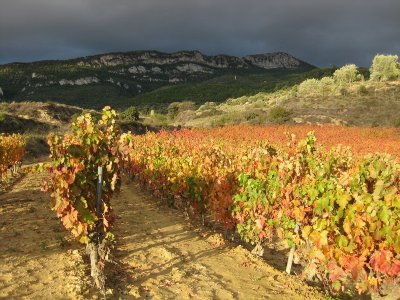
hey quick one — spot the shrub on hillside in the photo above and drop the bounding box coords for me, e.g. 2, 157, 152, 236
370, 54, 400, 81
120, 106, 140, 121
168, 101, 196, 119
269, 106, 291, 123
339, 87, 348, 96
320, 76, 335, 96
198, 102, 217, 111
333, 64, 360, 86
197, 107, 223, 118
357, 84, 368, 95
298, 78, 322, 96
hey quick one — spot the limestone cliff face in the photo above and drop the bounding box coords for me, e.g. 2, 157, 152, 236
85, 50, 306, 71
59, 77, 100, 86
243, 52, 301, 69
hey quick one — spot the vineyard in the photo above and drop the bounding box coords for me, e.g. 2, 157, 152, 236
120, 125, 400, 295
2, 108, 400, 298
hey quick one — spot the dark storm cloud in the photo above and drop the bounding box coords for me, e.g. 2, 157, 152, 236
0, 0, 399, 66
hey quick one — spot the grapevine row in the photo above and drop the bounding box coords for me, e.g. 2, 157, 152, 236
119, 128, 400, 295
43, 109, 399, 295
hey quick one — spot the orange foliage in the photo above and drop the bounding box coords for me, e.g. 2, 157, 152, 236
167, 124, 400, 157
0, 134, 25, 178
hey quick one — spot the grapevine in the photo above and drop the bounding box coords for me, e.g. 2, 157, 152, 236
44, 107, 123, 289
0, 133, 25, 180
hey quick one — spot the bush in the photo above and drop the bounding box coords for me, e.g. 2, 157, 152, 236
168, 103, 180, 119
269, 106, 291, 123
197, 107, 223, 118
320, 76, 335, 96
143, 112, 169, 127
198, 102, 217, 111
339, 87, 348, 96
357, 85, 368, 95
168, 101, 196, 119
333, 64, 360, 86
298, 79, 322, 96
370, 54, 400, 81
120, 106, 139, 121
244, 111, 258, 121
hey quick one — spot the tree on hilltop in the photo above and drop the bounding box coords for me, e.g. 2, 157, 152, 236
320, 76, 335, 96
370, 54, 400, 81
333, 64, 360, 86
298, 78, 322, 96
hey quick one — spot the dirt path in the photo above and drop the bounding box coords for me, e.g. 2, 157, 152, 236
111, 182, 325, 300
0, 171, 91, 300
0, 172, 325, 300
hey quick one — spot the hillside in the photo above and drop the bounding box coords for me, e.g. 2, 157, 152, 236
128, 67, 332, 112
0, 50, 314, 110
169, 78, 400, 128
0, 101, 155, 161
0, 102, 85, 161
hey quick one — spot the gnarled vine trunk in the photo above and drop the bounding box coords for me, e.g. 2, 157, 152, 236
86, 236, 106, 290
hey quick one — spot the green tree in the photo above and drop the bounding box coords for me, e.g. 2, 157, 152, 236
168, 101, 196, 119
320, 76, 335, 96
333, 64, 360, 86
269, 106, 291, 123
168, 102, 180, 119
298, 78, 322, 96
120, 106, 140, 121
370, 54, 400, 81
357, 85, 368, 95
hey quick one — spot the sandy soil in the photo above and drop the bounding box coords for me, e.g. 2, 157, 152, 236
0, 171, 91, 300
0, 172, 326, 300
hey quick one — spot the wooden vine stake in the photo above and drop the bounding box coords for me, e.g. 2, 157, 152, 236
87, 166, 106, 290
286, 224, 299, 275
96, 166, 103, 216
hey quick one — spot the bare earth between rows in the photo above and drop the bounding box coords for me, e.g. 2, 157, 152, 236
0, 171, 325, 299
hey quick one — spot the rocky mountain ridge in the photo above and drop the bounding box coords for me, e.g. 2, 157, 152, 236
72, 50, 306, 69
0, 50, 314, 108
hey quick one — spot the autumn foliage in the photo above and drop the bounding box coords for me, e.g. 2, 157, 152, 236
43, 115, 400, 294
0, 133, 25, 179
233, 133, 400, 293
44, 107, 123, 244
120, 125, 400, 294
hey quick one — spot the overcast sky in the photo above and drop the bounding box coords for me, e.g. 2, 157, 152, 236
0, 0, 399, 67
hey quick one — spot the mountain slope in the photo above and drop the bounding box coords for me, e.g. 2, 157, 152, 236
171, 79, 400, 128
0, 50, 315, 109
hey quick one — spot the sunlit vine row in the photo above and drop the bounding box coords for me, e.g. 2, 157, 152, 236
120, 127, 400, 295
